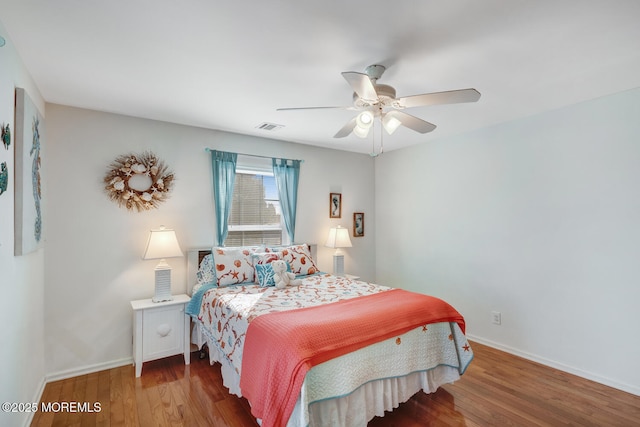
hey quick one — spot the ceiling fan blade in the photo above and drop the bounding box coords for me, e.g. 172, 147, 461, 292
334, 117, 357, 138
342, 72, 378, 101
277, 106, 352, 111
387, 111, 436, 134
397, 88, 481, 109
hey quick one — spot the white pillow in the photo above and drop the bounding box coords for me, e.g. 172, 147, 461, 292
278, 244, 319, 277
212, 247, 255, 286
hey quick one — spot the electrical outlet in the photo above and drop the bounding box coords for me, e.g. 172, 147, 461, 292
491, 311, 502, 325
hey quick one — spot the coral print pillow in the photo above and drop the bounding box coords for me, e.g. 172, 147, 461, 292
213, 248, 254, 286
279, 244, 319, 277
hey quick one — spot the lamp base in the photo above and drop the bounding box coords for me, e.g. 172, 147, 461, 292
152, 261, 173, 302
332, 253, 345, 276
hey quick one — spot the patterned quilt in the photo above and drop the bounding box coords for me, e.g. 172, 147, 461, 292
189, 274, 392, 375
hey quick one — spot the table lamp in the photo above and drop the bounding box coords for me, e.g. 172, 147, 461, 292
142, 226, 183, 302
325, 225, 352, 276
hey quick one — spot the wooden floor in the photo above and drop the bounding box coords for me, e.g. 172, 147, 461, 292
31, 342, 640, 426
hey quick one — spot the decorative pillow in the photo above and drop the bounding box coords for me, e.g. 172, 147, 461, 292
255, 261, 292, 287
278, 244, 319, 277
212, 247, 254, 286
255, 263, 275, 287
251, 252, 281, 283
196, 253, 215, 286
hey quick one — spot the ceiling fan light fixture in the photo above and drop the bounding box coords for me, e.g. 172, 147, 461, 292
277, 64, 481, 143
382, 114, 402, 135
353, 111, 374, 138
353, 125, 371, 138
356, 111, 373, 128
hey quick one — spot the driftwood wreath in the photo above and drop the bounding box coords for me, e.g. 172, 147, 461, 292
104, 151, 175, 212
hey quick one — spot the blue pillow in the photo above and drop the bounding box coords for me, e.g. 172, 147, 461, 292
255, 263, 276, 287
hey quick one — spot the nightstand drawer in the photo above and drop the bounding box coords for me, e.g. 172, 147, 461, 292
142, 304, 185, 361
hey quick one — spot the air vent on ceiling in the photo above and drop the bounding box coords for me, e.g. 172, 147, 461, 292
256, 122, 284, 131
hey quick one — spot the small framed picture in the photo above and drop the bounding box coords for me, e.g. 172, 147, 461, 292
329, 193, 342, 218
353, 212, 364, 237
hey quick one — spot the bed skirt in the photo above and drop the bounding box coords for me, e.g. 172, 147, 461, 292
202, 328, 461, 426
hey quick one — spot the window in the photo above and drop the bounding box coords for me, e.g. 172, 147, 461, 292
224, 169, 285, 247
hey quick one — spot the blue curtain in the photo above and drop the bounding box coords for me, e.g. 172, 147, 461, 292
210, 150, 237, 245
272, 158, 301, 243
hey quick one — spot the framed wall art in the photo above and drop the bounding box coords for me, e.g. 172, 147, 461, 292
353, 212, 364, 237
329, 192, 341, 218
14, 88, 44, 256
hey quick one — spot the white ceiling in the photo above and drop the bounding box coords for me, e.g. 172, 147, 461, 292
2, 1, 640, 154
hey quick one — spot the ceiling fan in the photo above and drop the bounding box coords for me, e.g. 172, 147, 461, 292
277, 64, 481, 139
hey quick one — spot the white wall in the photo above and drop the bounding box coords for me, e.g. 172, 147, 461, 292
44, 104, 375, 376
0, 23, 47, 427
375, 87, 640, 395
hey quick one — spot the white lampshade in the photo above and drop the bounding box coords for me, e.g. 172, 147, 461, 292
143, 226, 183, 260
382, 113, 402, 135
354, 111, 374, 138
325, 226, 352, 276
143, 226, 183, 302
356, 111, 373, 128
353, 125, 371, 138
325, 225, 353, 249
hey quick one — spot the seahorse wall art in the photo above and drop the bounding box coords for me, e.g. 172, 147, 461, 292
1, 123, 10, 149
0, 162, 8, 195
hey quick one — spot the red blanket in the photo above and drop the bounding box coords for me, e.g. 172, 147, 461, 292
239, 288, 466, 427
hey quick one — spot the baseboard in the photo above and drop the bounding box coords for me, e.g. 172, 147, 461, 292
467, 334, 640, 397
20, 358, 133, 427
22, 376, 46, 427
46, 357, 133, 383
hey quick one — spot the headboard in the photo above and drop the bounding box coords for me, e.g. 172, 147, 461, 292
185, 244, 317, 295
186, 247, 213, 295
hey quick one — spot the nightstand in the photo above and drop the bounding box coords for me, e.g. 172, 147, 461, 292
130, 294, 191, 377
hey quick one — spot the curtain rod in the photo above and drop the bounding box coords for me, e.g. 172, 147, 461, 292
205, 148, 304, 163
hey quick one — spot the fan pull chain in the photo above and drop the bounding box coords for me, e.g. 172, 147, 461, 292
379, 121, 384, 155
369, 120, 384, 157
371, 121, 376, 156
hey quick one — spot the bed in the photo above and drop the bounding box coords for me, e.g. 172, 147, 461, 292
186, 244, 473, 427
